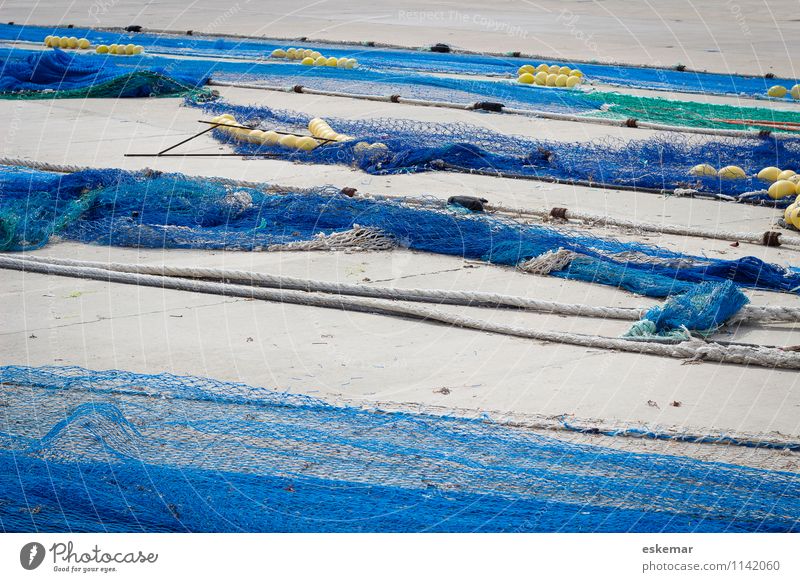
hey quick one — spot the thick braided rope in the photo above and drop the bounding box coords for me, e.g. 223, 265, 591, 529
3, 255, 799, 368
7, 256, 800, 323
0, 157, 790, 251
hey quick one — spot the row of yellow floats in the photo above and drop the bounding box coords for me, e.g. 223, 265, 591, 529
43, 36, 91, 50
690, 164, 800, 199
210, 114, 350, 150
517, 64, 584, 88
270, 47, 358, 69
766, 84, 800, 99
43, 35, 144, 55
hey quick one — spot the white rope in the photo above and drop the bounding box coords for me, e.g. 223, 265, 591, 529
11, 254, 799, 324
207, 80, 797, 140
1, 156, 796, 251
2, 254, 798, 368
517, 248, 577, 275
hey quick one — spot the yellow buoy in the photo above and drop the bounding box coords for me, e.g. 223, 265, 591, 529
59, 37, 70, 48
787, 174, 800, 184
791, 84, 800, 100
109, 44, 118, 53
535, 63, 549, 73
337, 57, 348, 68
768, 180, 797, 199
517, 65, 535, 75
96, 44, 109, 54
271, 49, 286, 58
757, 166, 781, 182
570, 69, 583, 78
301, 56, 314, 66
133, 45, 144, 55
777, 169, 796, 180
518, 72, 535, 84
248, 130, 266, 143
262, 130, 279, 144
555, 74, 569, 87
546, 74, 558, 86
220, 113, 236, 121
718, 165, 746, 179
689, 163, 717, 177
767, 85, 787, 98
345, 58, 357, 69
790, 208, 800, 229
125, 43, 136, 55
325, 56, 338, 66
784, 203, 797, 223
68, 37, 79, 48
44, 35, 53, 46
46, 36, 59, 47
558, 66, 571, 76
303, 49, 314, 58
286, 48, 297, 59
279, 134, 299, 148
296, 136, 319, 151
534, 71, 548, 85
314, 56, 327, 66
115, 44, 127, 55
548, 65, 560, 74
566, 76, 581, 88
310, 51, 322, 59
78, 38, 90, 49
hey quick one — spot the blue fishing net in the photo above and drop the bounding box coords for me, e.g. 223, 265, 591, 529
2, 165, 798, 298
1, 23, 797, 99
0, 47, 208, 98
1, 365, 797, 533
191, 98, 800, 203
644, 280, 750, 334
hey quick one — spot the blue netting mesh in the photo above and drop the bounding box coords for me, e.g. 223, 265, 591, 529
2, 165, 799, 298
191, 98, 800, 203
1, 23, 797, 99
0, 47, 208, 98
644, 280, 749, 333
1, 365, 798, 533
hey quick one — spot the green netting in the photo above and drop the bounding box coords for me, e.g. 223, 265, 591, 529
589, 91, 800, 133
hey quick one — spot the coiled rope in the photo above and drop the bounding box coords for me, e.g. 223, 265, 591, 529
2, 254, 799, 369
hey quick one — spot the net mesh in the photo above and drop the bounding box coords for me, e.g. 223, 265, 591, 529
1, 23, 797, 99
193, 98, 799, 203
1, 365, 798, 533
2, 165, 799, 299
0, 48, 210, 99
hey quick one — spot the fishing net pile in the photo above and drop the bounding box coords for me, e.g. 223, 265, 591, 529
1, 365, 797, 533
0, 48, 210, 99
2, 165, 798, 298
2, 23, 797, 99
193, 98, 799, 203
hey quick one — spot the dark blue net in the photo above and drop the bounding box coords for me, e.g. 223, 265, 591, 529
1, 165, 799, 298
1, 365, 798, 533
191, 98, 800, 202
1, 23, 797, 99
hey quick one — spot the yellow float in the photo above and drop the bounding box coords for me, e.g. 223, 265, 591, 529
68, 37, 79, 48
534, 71, 548, 85
337, 57, 348, 68
325, 56, 338, 66
558, 66, 571, 76
570, 69, 583, 77
96, 45, 109, 54
314, 56, 327, 66
767, 85, 787, 98
555, 74, 568, 87
78, 38, 90, 49
296, 136, 320, 151
777, 169, 796, 180
59, 37, 70, 48
689, 163, 717, 177
271, 49, 286, 58
768, 180, 796, 199
717, 165, 746, 179
546, 74, 558, 86
279, 135, 299, 148
517, 65, 535, 75
791, 85, 800, 100
566, 76, 581, 88
535, 63, 549, 73
301, 56, 314, 66
548, 65, 560, 74
518, 72, 535, 84
757, 166, 781, 182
